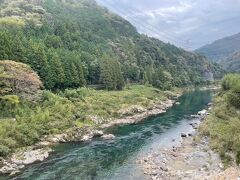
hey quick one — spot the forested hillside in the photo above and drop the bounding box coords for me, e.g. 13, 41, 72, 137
221, 51, 240, 73
195, 33, 240, 63
0, 0, 223, 91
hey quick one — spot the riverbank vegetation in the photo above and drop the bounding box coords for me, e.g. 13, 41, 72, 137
0, 75, 174, 157
0, 0, 222, 158
200, 74, 240, 166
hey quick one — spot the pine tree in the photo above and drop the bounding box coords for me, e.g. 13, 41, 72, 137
27, 41, 53, 89
75, 62, 86, 87
143, 71, 149, 85
113, 60, 124, 90
48, 51, 65, 89
70, 62, 79, 87
0, 31, 12, 60
100, 56, 114, 90
11, 33, 27, 63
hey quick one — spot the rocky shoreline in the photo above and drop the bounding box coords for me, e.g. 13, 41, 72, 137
138, 105, 240, 180
0, 96, 180, 177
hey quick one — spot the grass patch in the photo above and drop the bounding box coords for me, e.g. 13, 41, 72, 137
0, 85, 173, 156
199, 74, 240, 166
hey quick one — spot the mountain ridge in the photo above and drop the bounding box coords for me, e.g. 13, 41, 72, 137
0, 0, 223, 90
195, 32, 240, 62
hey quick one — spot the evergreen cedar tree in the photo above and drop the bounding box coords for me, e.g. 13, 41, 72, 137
0, 0, 223, 90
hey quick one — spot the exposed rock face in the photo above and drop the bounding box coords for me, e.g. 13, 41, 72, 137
0, 128, 105, 175
0, 60, 43, 101
203, 70, 214, 82
0, 147, 52, 175
11, 148, 51, 165
40, 128, 104, 144
101, 99, 176, 129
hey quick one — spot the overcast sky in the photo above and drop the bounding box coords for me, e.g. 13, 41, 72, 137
96, 0, 240, 50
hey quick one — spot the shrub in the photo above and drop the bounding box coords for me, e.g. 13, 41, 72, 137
0, 145, 10, 156
227, 91, 240, 108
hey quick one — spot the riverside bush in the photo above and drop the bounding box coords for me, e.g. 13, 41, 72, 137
200, 74, 240, 166
0, 85, 171, 156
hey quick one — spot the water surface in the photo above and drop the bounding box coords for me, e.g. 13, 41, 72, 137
10, 90, 212, 180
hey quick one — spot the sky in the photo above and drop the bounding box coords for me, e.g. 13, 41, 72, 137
96, 0, 240, 50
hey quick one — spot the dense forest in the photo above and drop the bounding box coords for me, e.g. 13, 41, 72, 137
0, 0, 223, 91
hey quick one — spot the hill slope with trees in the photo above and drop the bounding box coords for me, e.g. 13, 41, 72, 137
221, 51, 240, 73
0, 0, 223, 90
195, 33, 240, 63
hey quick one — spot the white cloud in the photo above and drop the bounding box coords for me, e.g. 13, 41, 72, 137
96, 0, 240, 49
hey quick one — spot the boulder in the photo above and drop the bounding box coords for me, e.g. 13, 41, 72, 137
93, 130, 104, 137
81, 134, 93, 141
207, 103, 213, 106
101, 134, 115, 140
36, 141, 51, 147
198, 109, 207, 116
9, 170, 21, 177
191, 115, 200, 118
11, 148, 52, 165
181, 133, 187, 138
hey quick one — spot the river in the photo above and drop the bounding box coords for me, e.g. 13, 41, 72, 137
8, 90, 212, 180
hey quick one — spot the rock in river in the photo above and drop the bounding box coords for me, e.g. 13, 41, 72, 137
181, 133, 187, 138
101, 134, 116, 140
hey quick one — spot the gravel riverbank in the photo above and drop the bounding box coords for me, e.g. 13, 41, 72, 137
138, 106, 240, 180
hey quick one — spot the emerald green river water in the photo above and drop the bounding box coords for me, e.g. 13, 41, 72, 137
6, 90, 212, 180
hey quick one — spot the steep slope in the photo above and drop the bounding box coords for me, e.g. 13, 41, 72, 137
0, 0, 223, 90
195, 33, 240, 62
221, 51, 240, 73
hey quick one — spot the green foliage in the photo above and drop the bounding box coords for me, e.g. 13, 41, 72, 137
222, 51, 240, 73
0, 0, 223, 91
0, 144, 10, 157
100, 55, 124, 90
222, 74, 240, 91
196, 33, 240, 63
200, 74, 240, 166
222, 74, 240, 108
0, 85, 172, 156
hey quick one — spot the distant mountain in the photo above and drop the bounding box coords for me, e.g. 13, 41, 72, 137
221, 51, 240, 73
0, 0, 223, 90
195, 33, 240, 63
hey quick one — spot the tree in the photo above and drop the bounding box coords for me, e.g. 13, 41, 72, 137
27, 41, 52, 89
0, 31, 12, 60
45, 35, 63, 49
75, 62, 86, 87
113, 60, 124, 90
48, 50, 65, 88
0, 66, 12, 95
10, 33, 27, 63
70, 62, 79, 87
100, 55, 125, 90
152, 67, 173, 90
143, 65, 153, 85
100, 56, 114, 90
